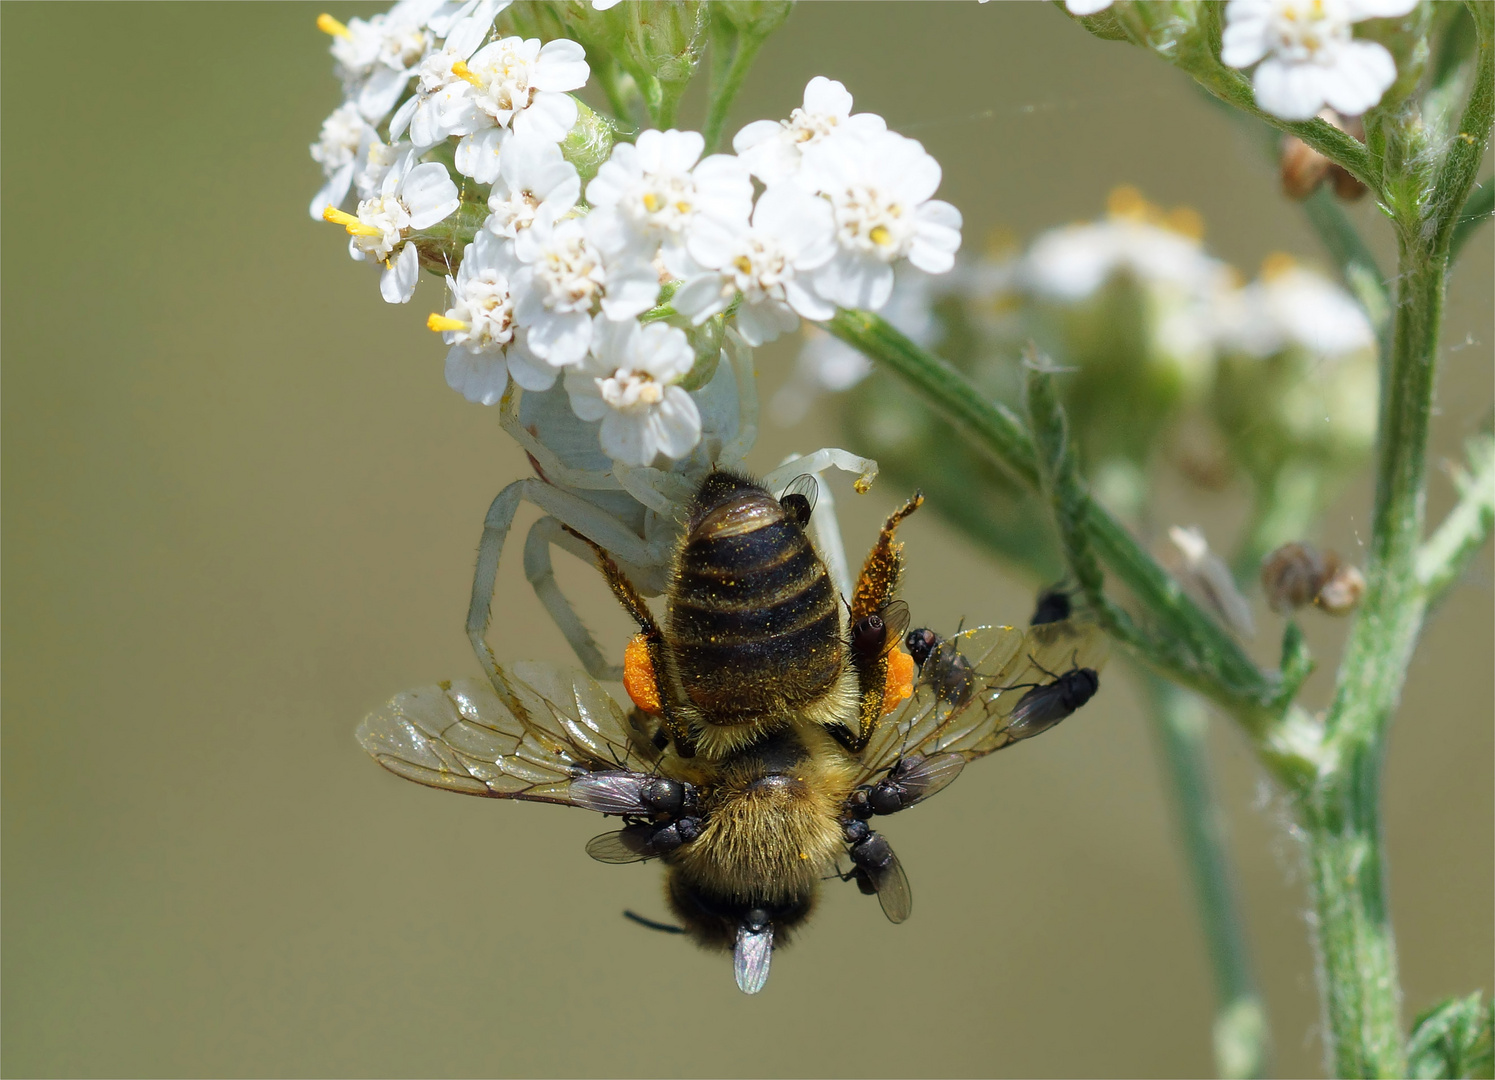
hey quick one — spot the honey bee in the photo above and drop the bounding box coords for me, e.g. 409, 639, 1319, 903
358, 471, 1105, 993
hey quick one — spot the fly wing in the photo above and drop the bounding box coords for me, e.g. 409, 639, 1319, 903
856, 621, 1106, 786
854, 624, 1029, 784
1001, 617, 1109, 690
356, 668, 656, 808
871, 848, 912, 924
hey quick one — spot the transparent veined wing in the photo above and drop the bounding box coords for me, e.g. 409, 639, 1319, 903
356, 667, 657, 808
854, 619, 1107, 785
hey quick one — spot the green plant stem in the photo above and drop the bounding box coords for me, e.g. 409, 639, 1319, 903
1024, 363, 1271, 1075
1145, 675, 1269, 1080
1416, 431, 1495, 607
1304, 11, 1493, 1074
824, 310, 1279, 729
703, 30, 765, 153
1119, 2, 1377, 190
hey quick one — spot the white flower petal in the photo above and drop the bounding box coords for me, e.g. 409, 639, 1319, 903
651, 386, 701, 459
381, 242, 421, 303
514, 90, 578, 141
673, 273, 733, 324
402, 161, 461, 227
508, 347, 561, 391
1252, 56, 1327, 120
455, 126, 508, 183
1322, 40, 1397, 116
525, 309, 592, 365
446, 345, 509, 404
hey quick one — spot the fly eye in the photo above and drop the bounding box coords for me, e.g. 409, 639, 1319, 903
851, 614, 887, 656
744, 907, 772, 933
905, 628, 938, 668
780, 492, 812, 526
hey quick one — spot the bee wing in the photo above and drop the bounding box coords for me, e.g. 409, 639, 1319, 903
356, 667, 656, 809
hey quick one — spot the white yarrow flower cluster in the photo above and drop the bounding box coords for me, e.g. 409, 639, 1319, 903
313, 8, 964, 468
1221, 0, 1418, 120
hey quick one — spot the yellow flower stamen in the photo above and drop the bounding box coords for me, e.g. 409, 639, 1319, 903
322, 205, 383, 237
1107, 184, 1148, 221
642, 192, 664, 213
1261, 251, 1298, 280
450, 61, 484, 88
1165, 205, 1205, 240
427, 313, 469, 333
869, 225, 892, 246
316, 13, 352, 38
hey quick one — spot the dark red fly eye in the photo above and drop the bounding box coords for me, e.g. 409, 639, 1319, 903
851, 614, 887, 656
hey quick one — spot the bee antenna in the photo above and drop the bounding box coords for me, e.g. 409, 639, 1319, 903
622, 910, 686, 935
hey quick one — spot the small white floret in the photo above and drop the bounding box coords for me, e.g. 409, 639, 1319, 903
732, 76, 887, 185
563, 318, 703, 467
798, 129, 963, 311
674, 185, 837, 346
1221, 0, 1417, 120
485, 136, 581, 239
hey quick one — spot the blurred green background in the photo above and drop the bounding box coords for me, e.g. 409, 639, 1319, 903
3, 4, 1490, 1076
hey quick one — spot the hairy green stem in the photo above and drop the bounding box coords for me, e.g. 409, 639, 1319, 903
824, 310, 1279, 728
1416, 430, 1495, 607
1145, 676, 1269, 1080
1120, 2, 1378, 190
1304, 11, 1493, 1075
703, 29, 765, 153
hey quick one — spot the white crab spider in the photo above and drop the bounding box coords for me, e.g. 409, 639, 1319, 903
466, 327, 879, 685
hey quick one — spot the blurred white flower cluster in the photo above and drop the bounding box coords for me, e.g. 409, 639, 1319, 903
792, 186, 1377, 471
310, 4, 962, 467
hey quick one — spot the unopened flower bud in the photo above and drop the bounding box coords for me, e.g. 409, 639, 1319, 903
713, 0, 794, 39
625, 0, 710, 87
1315, 563, 1365, 615
560, 100, 618, 183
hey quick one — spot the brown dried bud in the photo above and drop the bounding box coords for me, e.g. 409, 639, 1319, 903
1281, 135, 1331, 200
1315, 564, 1366, 615
1261, 542, 1365, 615
1329, 164, 1368, 201
1261, 542, 1337, 612
1279, 110, 1367, 203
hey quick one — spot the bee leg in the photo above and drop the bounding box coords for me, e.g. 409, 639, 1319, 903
566, 526, 698, 758
842, 492, 925, 751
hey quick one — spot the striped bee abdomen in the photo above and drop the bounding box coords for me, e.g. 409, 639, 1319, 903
668, 473, 843, 720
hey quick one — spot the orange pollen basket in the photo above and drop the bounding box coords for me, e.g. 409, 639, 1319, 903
881, 648, 915, 715
623, 634, 662, 715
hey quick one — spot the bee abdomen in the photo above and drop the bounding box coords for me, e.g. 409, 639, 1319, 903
668, 479, 844, 717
